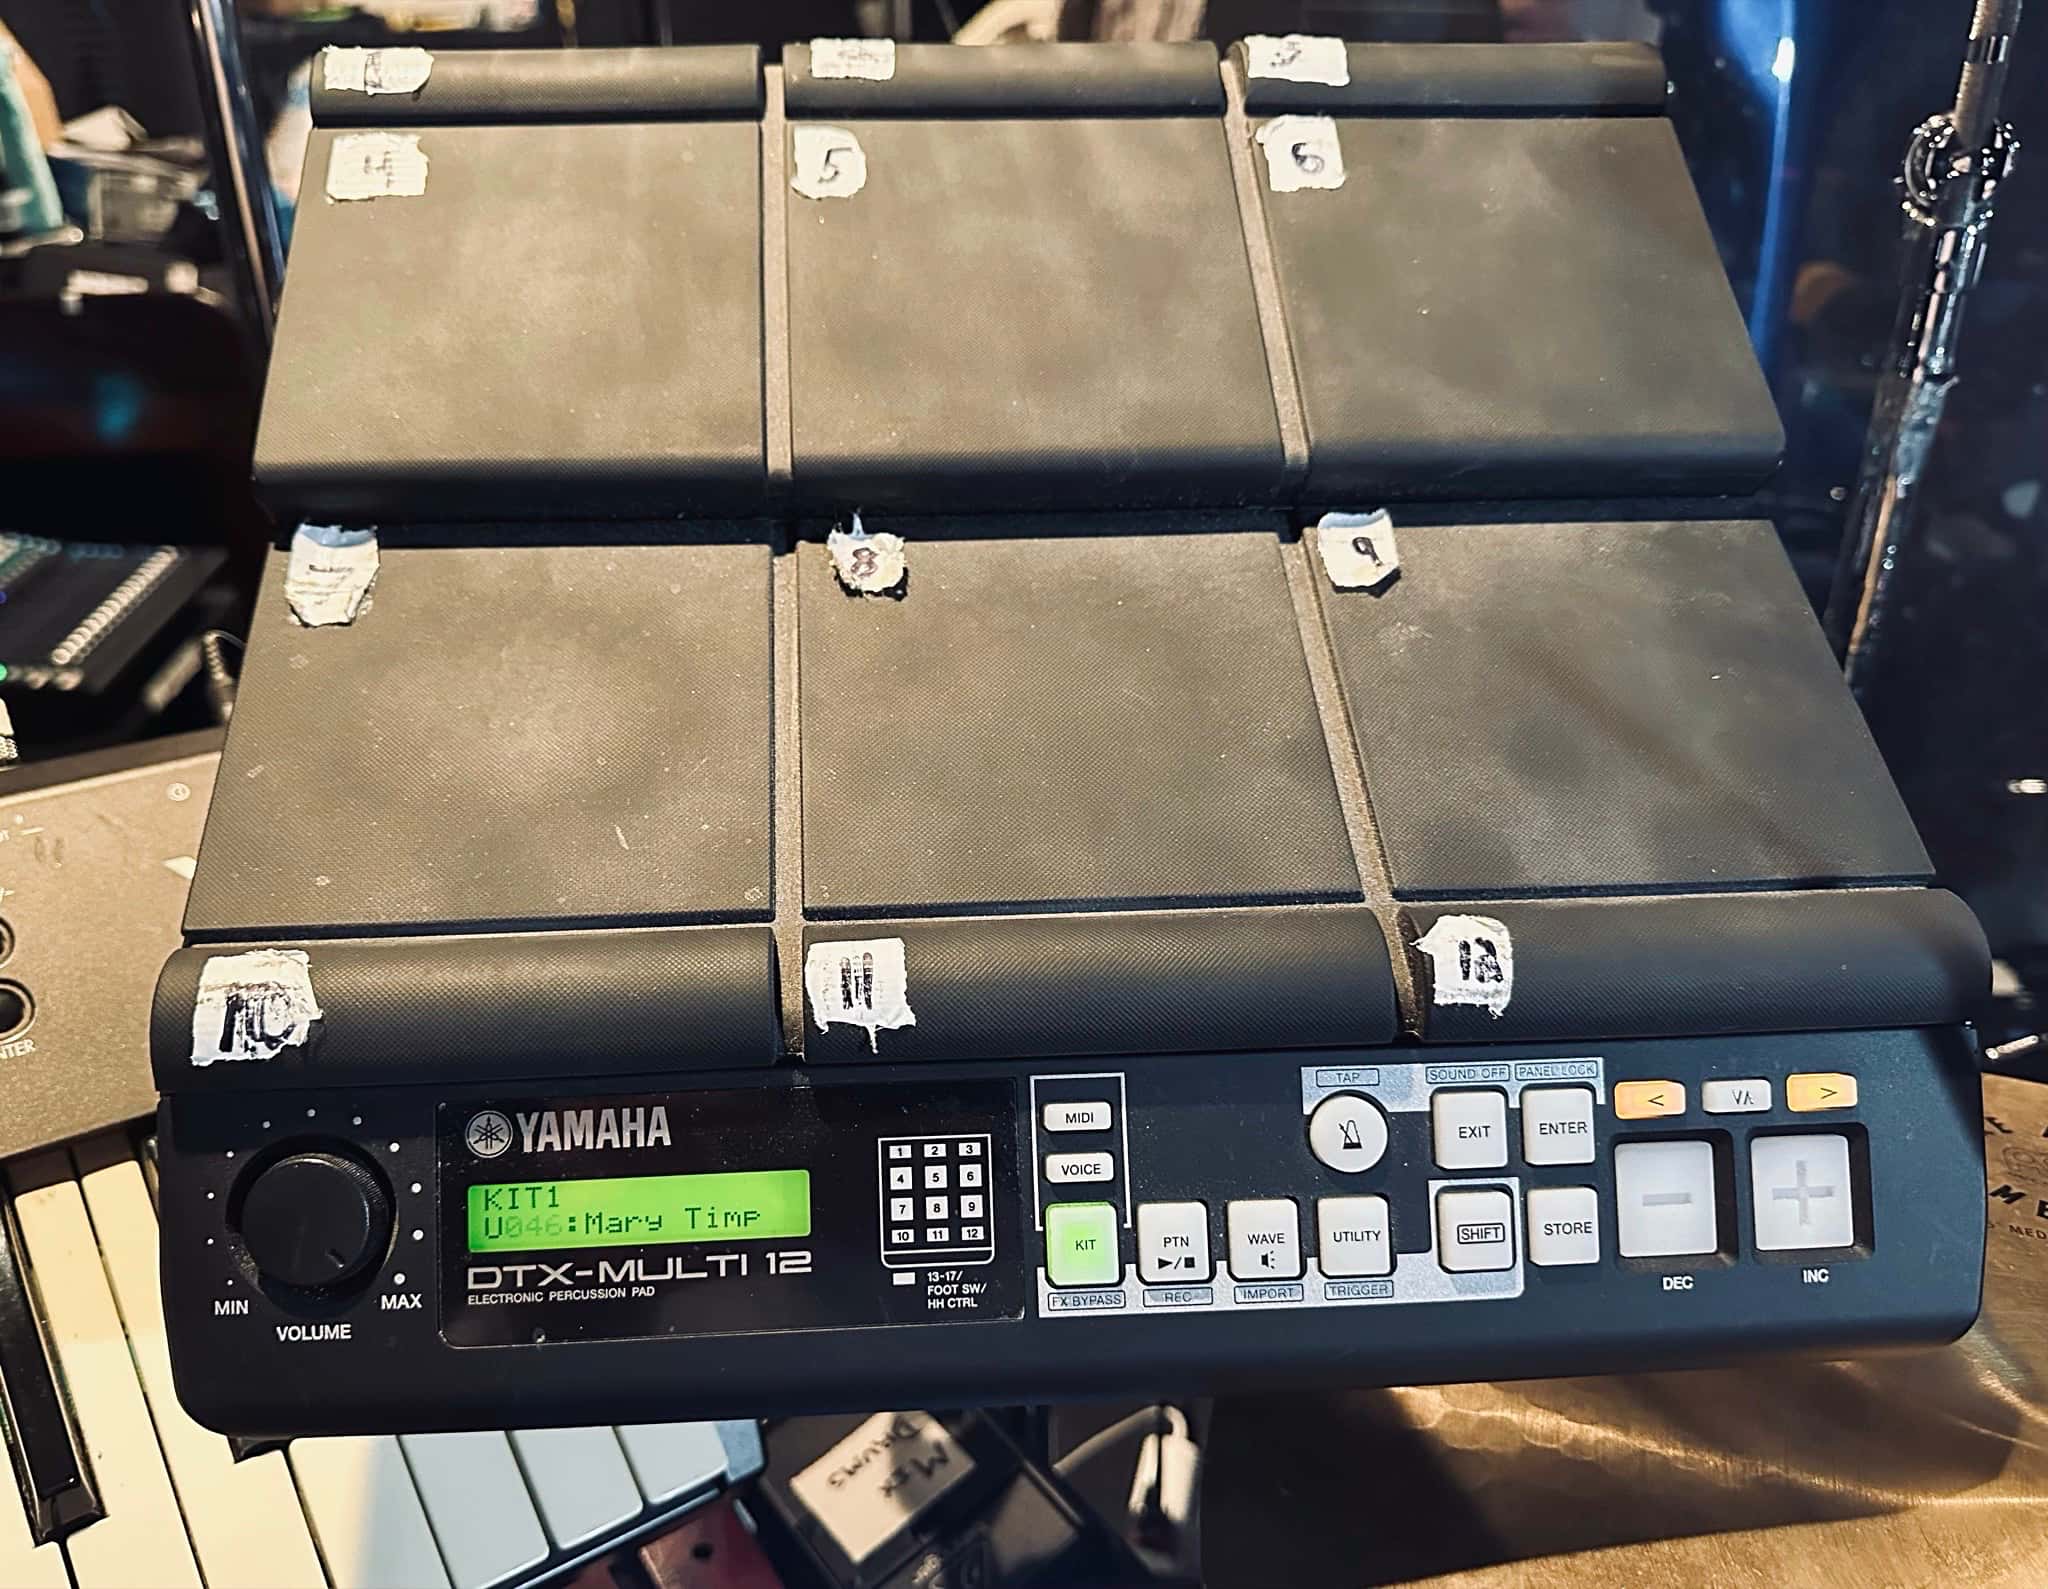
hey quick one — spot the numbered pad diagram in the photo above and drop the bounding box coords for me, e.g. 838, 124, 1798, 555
878, 1134, 996, 1268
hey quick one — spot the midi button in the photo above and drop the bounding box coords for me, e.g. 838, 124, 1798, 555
1043, 1101, 1112, 1133
1432, 1090, 1507, 1170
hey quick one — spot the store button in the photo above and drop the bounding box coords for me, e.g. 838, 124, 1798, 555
1526, 1186, 1600, 1266
1046, 1203, 1121, 1288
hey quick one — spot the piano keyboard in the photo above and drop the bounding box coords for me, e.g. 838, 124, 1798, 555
0, 1130, 758, 1589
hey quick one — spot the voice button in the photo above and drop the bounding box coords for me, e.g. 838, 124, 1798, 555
1045, 1152, 1114, 1185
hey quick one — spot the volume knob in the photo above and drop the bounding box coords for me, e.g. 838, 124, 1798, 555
236, 1149, 393, 1290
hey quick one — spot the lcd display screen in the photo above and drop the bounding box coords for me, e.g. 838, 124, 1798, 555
465, 1170, 811, 1252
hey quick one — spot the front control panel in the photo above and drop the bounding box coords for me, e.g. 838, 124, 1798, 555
156, 1028, 1985, 1437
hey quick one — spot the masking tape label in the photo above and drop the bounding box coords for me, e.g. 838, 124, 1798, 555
1317, 510, 1400, 589
810, 38, 896, 81
1416, 916, 1514, 1017
806, 938, 917, 1052
792, 124, 867, 200
192, 949, 323, 1065
1245, 34, 1350, 87
327, 132, 428, 201
1257, 116, 1345, 193
826, 514, 907, 595
324, 46, 434, 95
285, 525, 379, 627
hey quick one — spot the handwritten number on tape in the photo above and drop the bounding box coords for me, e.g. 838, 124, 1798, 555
1415, 915, 1514, 1017
1256, 116, 1345, 194
792, 124, 868, 200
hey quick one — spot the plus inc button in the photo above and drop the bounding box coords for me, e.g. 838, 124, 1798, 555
1750, 1133, 1855, 1252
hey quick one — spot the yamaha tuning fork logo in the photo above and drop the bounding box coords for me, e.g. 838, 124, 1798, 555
465, 1110, 514, 1159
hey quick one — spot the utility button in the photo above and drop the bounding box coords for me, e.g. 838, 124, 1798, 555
1786, 1073, 1857, 1112
1316, 1196, 1391, 1277
1045, 1203, 1121, 1288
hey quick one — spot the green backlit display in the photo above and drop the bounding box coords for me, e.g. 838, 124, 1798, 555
466, 1170, 811, 1253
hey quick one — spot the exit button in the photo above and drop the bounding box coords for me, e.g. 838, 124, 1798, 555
1046, 1202, 1121, 1288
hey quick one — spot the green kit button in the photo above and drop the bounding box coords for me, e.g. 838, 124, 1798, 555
1046, 1202, 1121, 1288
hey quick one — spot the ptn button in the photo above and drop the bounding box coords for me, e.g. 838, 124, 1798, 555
1137, 1201, 1211, 1283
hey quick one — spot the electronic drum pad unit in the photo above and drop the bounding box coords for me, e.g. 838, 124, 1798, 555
154, 41, 1989, 1436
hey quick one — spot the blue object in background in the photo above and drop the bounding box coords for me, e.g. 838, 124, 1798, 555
0, 36, 64, 234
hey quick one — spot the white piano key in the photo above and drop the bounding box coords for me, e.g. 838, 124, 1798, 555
0, 1452, 69, 1589
400, 1431, 550, 1589
615, 1422, 731, 1505
72, 1139, 326, 1589
508, 1427, 642, 1549
289, 1436, 451, 1589
6, 1151, 199, 1589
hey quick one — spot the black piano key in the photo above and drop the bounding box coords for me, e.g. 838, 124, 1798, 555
226, 1436, 288, 1464
0, 1194, 101, 1543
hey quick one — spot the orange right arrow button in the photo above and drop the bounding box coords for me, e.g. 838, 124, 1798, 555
1787, 1072, 1858, 1112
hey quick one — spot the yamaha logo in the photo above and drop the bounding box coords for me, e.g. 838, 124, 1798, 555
465, 1110, 514, 1159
